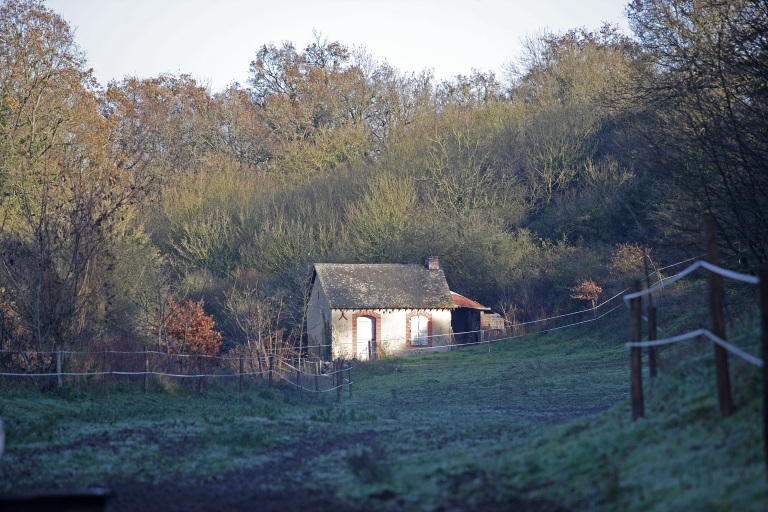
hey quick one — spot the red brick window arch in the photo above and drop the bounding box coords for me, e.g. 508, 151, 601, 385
406, 311, 432, 347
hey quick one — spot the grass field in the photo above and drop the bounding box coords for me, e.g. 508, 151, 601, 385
0, 285, 766, 511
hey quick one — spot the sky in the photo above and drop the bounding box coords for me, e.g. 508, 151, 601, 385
46, 0, 632, 93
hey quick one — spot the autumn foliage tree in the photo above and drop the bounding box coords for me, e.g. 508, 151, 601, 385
248, 34, 400, 175
570, 279, 603, 313
163, 297, 222, 357
0, 0, 151, 374
104, 73, 220, 177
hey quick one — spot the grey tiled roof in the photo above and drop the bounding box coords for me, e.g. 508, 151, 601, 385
314, 263, 454, 310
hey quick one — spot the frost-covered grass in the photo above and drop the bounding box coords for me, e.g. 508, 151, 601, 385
0, 288, 765, 510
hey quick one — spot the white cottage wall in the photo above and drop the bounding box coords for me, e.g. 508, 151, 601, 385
331, 310, 353, 359
307, 282, 331, 358
379, 310, 407, 356
313, 305, 455, 360
430, 309, 453, 347
331, 310, 409, 360
327, 308, 455, 360
371, 309, 455, 357
402, 309, 453, 353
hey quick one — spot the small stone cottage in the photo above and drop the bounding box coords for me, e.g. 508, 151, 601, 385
307, 257, 455, 360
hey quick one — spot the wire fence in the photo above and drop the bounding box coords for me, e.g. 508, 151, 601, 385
299, 291, 627, 358
0, 347, 353, 400
0, 291, 625, 394
0, 254, 702, 395
624, 259, 763, 368
395, 253, 703, 354
0, 252, 721, 416
623, 219, 766, 427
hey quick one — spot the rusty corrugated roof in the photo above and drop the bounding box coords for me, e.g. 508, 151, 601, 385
451, 291, 491, 310
314, 263, 454, 310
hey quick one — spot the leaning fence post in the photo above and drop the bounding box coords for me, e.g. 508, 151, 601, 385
706, 216, 735, 417
648, 307, 659, 379
758, 266, 768, 480
268, 355, 273, 389
630, 279, 645, 420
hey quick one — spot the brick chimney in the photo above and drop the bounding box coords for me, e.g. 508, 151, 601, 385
424, 256, 440, 270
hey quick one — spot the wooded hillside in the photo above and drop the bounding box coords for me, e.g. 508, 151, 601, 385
1, 0, 766, 367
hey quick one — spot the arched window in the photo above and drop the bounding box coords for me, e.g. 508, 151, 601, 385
410, 315, 430, 346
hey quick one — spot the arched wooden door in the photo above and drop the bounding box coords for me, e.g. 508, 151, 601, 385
356, 316, 376, 360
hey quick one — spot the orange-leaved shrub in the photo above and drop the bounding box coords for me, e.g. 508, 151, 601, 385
570, 279, 602, 311
164, 297, 222, 356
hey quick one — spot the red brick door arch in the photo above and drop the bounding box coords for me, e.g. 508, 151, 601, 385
351, 311, 382, 360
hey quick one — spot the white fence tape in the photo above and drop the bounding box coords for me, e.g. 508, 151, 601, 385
700, 261, 760, 284
624, 260, 758, 301
625, 328, 763, 367
623, 258, 763, 367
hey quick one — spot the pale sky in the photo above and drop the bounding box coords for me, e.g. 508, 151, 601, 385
46, 0, 632, 93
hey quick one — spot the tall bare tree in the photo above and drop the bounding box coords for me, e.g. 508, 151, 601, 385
629, 0, 768, 263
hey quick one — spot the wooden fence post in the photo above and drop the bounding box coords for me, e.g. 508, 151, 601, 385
103, 348, 109, 395
315, 360, 320, 397
167, 352, 172, 387
706, 216, 735, 417
56, 347, 62, 388
268, 355, 273, 389
348, 366, 353, 399
296, 367, 301, 389
239, 356, 244, 392
630, 279, 645, 420
336, 359, 341, 403
758, 266, 768, 480
648, 307, 659, 379
644, 252, 659, 379
201, 357, 208, 394
144, 351, 149, 393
